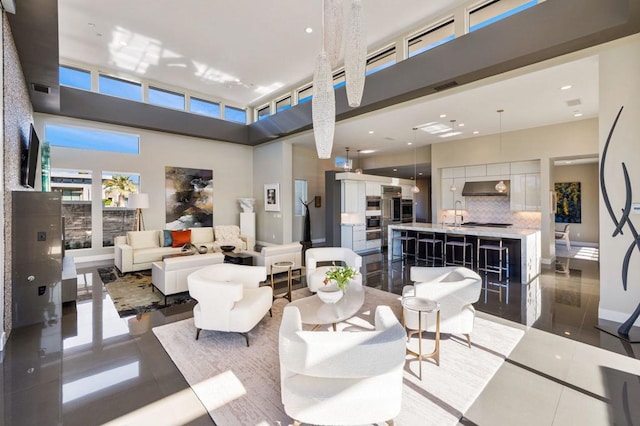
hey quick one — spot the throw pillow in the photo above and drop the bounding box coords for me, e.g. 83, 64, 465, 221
171, 230, 191, 248
163, 230, 173, 247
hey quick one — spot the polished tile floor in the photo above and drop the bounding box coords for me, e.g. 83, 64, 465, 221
2, 247, 639, 425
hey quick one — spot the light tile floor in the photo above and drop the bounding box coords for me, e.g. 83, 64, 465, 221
2, 250, 639, 425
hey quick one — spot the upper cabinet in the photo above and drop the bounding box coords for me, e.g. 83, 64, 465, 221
401, 184, 415, 199
342, 180, 366, 215
441, 176, 465, 210
509, 161, 541, 211
365, 181, 381, 196
486, 162, 511, 178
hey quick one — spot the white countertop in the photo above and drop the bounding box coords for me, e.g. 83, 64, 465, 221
388, 222, 540, 239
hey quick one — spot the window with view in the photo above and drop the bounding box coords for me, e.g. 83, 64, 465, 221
257, 105, 271, 121
366, 47, 396, 75
52, 169, 92, 250
294, 180, 308, 216
190, 97, 221, 118
149, 86, 185, 110
59, 65, 91, 90
225, 105, 247, 124
276, 96, 291, 113
408, 19, 455, 58
98, 74, 143, 101
102, 172, 139, 247
46, 124, 140, 154
297, 85, 313, 104
469, 0, 538, 32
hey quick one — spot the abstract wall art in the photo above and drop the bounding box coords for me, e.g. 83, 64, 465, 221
165, 166, 213, 229
555, 182, 582, 223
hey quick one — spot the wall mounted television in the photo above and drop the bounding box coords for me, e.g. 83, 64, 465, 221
22, 123, 40, 188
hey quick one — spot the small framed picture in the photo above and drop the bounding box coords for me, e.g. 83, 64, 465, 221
264, 183, 280, 212
314, 196, 321, 208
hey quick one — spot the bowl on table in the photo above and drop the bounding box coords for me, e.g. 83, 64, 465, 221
220, 245, 235, 253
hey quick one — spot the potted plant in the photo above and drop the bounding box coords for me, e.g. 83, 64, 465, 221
317, 265, 359, 304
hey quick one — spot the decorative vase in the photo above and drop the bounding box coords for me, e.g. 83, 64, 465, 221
198, 245, 208, 254
317, 285, 344, 304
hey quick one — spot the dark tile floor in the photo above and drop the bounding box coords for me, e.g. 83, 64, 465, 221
1, 249, 638, 425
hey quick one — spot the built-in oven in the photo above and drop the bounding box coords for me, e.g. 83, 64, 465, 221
401, 199, 413, 223
366, 196, 381, 211
366, 215, 381, 230
366, 230, 381, 241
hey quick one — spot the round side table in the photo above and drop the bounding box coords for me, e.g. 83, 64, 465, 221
271, 261, 294, 302
401, 296, 441, 380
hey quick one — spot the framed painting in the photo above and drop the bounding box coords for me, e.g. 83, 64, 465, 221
165, 166, 213, 229
264, 183, 280, 212
555, 182, 581, 223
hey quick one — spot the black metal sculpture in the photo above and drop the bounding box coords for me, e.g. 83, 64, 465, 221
598, 106, 640, 341
301, 198, 312, 245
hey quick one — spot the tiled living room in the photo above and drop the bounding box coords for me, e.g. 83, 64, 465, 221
2, 1, 640, 425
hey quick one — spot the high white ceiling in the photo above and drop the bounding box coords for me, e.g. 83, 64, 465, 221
57, 0, 600, 173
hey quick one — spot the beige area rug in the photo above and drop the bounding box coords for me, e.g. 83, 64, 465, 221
153, 287, 525, 425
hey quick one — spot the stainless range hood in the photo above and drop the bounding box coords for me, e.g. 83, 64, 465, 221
462, 180, 510, 196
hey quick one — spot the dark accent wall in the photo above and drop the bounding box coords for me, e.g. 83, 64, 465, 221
324, 171, 342, 246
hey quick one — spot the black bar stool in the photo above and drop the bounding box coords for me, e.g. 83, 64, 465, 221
444, 234, 473, 268
392, 230, 416, 263
416, 232, 444, 266
477, 237, 510, 304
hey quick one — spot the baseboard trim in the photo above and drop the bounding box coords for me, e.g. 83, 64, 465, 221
599, 308, 640, 327
0, 331, 7, 352
73, 254, 114, 263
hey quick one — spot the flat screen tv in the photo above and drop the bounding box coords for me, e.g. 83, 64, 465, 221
22, 123, 40, 188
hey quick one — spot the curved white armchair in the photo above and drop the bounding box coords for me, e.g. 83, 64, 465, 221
187, 263, 272, 346
403, 266, 481, 347
305, 247, 362, 292
279, 305, 406, 426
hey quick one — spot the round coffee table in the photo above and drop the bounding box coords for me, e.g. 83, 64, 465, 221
271, 261, 294, 302
289, 282, 365, 331
401, 296, 441, 380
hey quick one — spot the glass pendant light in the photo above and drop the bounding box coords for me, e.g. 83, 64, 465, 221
411, 128, 420, 193
355, 149, 363, 174
342, 147, 352, 171
495, 109, 508, 193
345, 0, 365, 107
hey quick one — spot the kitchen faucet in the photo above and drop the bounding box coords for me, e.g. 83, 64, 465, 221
454, 200, 464, 227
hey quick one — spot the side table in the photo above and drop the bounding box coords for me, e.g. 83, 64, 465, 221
271, 261, 294, 302
224, 252, 253, 266
401, 296, 440, 380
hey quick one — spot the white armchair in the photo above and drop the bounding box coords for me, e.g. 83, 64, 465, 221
213, 225, 254, 253
555, 224, 571, 250
279, 305, 406, 426
403, 266, 482, 347
187, 264, 272, 346
305, 247, 362, 293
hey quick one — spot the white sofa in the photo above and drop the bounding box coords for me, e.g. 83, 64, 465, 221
151, 252, 224, 301
403, 266, 482, 347
279, 305, 406, 425
188, 264, 272, 346
114, 226, 254, 273
249, 242, 303, 273
305, 247, 362, 292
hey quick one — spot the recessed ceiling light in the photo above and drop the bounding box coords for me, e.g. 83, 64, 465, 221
120, 41, 127, 46
574, 112, 583, 117
407, 142, 412, 145
439, 114, 447, 118
393, 168, 397, 172
439, 131, 462, 138
458, 123, 465, 127
305, 27, 313, 34
418, 172, 423, 176
473, 131, 479, 135
560, 85, 572, 90
368, 130, 374, 134
360, 149, 375, 154
566, 160, 573, 164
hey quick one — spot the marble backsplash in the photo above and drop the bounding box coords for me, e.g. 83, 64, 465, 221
442, 197, 541, 229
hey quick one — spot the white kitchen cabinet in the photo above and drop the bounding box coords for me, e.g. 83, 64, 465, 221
441, 177, 465, 210
341, 224, 366, 253
342, 180, 365, 215
510, 173, 540, 211
365, 182, 381, 196
401, 184, 415, 199
486, 162, 511, 177
510, 160, 540, 174
465, 164, 486, 178
442, 167, 465, 179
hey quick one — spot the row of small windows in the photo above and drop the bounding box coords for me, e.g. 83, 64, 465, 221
256, 0, 538, 121
59, 66, 247, 124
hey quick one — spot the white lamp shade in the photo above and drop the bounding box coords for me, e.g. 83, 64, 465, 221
128, 193, 149, 209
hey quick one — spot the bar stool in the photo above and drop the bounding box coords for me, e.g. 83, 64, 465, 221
477, 237, 510, 304
416, 232, 444, 266
444, 234, 473, 269
392, 230, 416, 264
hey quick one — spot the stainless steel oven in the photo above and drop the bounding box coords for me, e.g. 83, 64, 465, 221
366, 196, 381, 211
401, 199, 413, 222
366, 215, 381, 230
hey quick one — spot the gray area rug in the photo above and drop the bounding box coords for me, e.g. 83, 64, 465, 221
153, 287, 524, 425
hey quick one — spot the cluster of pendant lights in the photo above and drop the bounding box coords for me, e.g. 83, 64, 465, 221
313, 0, 366, 159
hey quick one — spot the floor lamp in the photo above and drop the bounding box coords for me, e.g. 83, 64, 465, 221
128, 193, 149, 231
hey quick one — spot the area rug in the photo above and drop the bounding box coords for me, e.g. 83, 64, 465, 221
153, 286, 525, 425
97, 266, 192, 318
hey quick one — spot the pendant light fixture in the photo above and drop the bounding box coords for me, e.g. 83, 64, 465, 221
345, 0, 366, 107
355, 149, 363, 174
495, 109, 508, 193
342, 147, 353, 171
312, 0, 336, 159
324, 0, 343, 68
411, 128, 420, 193
449, 119, 457, 192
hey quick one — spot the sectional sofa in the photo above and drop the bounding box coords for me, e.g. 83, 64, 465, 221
114, 225, 254, 273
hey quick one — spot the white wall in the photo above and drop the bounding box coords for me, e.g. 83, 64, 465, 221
598, 35, 640, 326
431, 118, 599, 264
34, 113, 253, 259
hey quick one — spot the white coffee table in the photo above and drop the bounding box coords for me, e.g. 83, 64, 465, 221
289, 282, 365, 331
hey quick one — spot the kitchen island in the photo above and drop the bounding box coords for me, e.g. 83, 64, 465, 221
388, 223, 541, 283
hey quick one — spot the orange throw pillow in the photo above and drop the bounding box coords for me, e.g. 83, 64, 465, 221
171, 230, 191, 247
